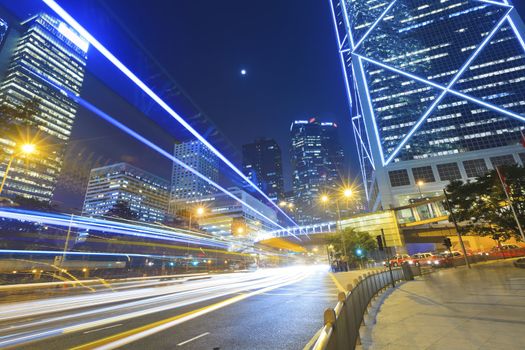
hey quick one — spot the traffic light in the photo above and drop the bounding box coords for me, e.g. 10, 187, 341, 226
443, 237, 452, 250
376, 235, 384, 251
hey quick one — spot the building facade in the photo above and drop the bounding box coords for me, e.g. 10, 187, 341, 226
170, 140, 219, 212
290, 118, 345, 224
196, 187, 278, 238
83, 163, 169, 223
330, 0, 525, 210
242, 138, 284, 201
0, 12, 88, 202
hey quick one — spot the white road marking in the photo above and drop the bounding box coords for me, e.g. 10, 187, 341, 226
177, 332, 210, 346
83, 324, 122, 334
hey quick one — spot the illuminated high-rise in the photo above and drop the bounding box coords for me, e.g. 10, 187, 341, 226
290, 118, 344, 224
170, 140, 219, 212
330, 0, 525, 210
83, 163, 169, 223
0, 13, 88, 202
242, 138, 284, 201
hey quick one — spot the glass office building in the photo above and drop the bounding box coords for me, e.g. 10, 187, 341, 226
330, 0, 525, 209
290, 118, 345, 224
0, 13, 88, 202
170, 140, 219, 213
242, 138, 285, 201
83, 163, 170, 223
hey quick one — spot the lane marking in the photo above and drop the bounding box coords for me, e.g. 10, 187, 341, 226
177, 332, 210, 346
71, 274, 309, 350
329, 273, 345, 292
83, 324, 122, 334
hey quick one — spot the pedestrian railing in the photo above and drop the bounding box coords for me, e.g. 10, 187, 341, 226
308, 267, 417, 350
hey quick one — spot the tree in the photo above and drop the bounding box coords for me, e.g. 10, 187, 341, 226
445, 165, 525, 243
106, 200, 139, 220
328, 227, 377, 265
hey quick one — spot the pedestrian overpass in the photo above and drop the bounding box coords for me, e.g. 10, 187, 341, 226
256, 196, 454, 251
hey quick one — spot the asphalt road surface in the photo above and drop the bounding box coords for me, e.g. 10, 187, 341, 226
0, 265, 338, 349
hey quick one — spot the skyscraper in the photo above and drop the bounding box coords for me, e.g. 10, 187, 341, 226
170, 140, 219, 210
242, 138, 284, 201
330, 0, 525, 210
196, 187, 278, 237
83, 163, 169, 223
0, 13, 88, 202
290, 118, 344, 224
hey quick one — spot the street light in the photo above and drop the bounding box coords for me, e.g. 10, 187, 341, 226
343, 188, 353, 198
0, 143, 37, 195
188, 206, 205, 229
320, 194, 329, 203
416, 180, 424, 198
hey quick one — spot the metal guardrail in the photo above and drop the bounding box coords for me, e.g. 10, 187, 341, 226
309, 267, 417, 350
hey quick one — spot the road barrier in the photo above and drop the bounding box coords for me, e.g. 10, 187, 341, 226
309, 266, 422, 350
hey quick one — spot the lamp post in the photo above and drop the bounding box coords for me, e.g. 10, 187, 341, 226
416, 180, 424, 198
320, 188, 355, 262
188, 206, 205, 230
0, 144, 37, 195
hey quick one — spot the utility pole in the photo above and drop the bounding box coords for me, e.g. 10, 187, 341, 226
443, 189, 471, 269
381, 228, 395, 288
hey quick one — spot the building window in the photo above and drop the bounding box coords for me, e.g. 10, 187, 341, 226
519, 153, 525, 165
389, 169, 410, 187
412, 166, 435, 183
463, 159, 488, 178
437, 163, 462, 182
490, 155, 516, 169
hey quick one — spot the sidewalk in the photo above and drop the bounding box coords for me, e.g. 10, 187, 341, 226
359, 260, 525, 350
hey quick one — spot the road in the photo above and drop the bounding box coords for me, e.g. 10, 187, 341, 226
0, 265, 339, 349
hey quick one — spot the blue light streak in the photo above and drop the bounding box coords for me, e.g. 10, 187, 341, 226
0, 249, 188, 260
0, 208, 231, 248
41, 0, 298, 228
20, 66, 299, 239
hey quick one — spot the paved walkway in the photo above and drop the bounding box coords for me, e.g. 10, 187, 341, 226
360, 260, 525, 350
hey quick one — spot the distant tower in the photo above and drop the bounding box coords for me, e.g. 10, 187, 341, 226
83, 163, 169, 223
170, 140, 219, 210
290, 118, 344, 224
0, 13, 88, 202
242, 138, 284, 201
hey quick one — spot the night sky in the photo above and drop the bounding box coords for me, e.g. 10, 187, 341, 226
2, 0, 525, 210
96, 0, 354, 185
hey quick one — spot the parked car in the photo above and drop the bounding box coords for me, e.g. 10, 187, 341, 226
384, 254, 411, 267
489, 244, 525, 259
